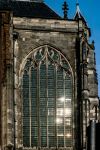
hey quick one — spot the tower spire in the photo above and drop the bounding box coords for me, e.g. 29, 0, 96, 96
75, 3, 81, 19
62, 1, 69, 19
74, 2, 86, 24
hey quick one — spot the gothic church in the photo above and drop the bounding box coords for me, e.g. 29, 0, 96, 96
0, 0, 99, 150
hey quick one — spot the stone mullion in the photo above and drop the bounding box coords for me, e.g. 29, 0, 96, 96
63, 71, 65, 148
37, 64, 41, 148
45, 48, 48, 147
29, 68, 32, 147
55, 66, 58, 148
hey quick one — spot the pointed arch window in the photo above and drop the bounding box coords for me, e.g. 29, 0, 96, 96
22, 45, 73, 148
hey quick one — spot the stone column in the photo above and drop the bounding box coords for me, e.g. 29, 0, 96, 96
81, 62, 89, 149
13, 32, 23, 150
90, 120, 96, 150
1, 11, 14, 150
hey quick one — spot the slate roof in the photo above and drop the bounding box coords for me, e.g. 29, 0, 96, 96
0, 1, 61, 19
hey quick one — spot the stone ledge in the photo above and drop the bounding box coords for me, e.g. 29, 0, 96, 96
14, 25, 77, 33
23, 148, 72, 150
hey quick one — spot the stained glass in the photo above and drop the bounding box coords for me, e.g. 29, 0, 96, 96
23, 136, 30, 147
31, 136, 38, 147
48, 126, 55, 136
48, 117, 55, 126
58, 137, 64, 147
49, 136, 56, 147
22, 46, 72, 148
48, 98, 55, 108
41, 136, 47, 147
31, 117, 37, 126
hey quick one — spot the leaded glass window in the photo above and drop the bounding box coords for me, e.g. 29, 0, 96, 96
22, 45, 73, 148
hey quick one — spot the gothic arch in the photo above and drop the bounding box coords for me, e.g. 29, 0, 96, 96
16, 45, 74, 149
19, 44, 73, 79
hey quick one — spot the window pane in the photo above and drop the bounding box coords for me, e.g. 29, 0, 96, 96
48, 98, 55, 108
23, 117, 30, 125
48, 89, 55, 97
31, 88, 37, 98
31, 97, 37, 106
23, 107, 29, 116
40, 79, 46, 88
31, 68, 37, 88
48, 108, 55, 116
40, 64, 46, 78
57, 89, 64, 97
40, 117, 47, 126
48, 79, 55, 88
65, 138, 72, 147
31, 127, 38, 136
31, 117, 38, 126
48, 126, 55, 136
57, 68, 63, 79
48, 64, 55, 78
23, 126, 30, 136
40, 87, 46, 97
31, 136, 38, 147
58, 137, 64, 147
41, 136, 47, 147
23, 136, 30, 147
57, 126, 64, 136
48, 117, 55, 126
40, 98, 46, 106
41, 127, 47, 136
49, 136, 56, 147
65, 108, 71, 117
40, 108, 47, 116
57, 97, 64, 108
57, 80, 64, 88
23, 71, 30, 147
56, 117, 64, 125
31, 107, 37, 116
65, 118, 71, 126
57, 108, 64, 116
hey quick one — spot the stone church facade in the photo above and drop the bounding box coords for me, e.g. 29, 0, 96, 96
0, 0, 99, 150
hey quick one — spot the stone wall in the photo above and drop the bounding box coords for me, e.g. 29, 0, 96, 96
13, 18, 78, 149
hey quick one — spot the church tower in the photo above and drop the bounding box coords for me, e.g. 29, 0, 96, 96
0, 1, 99, 150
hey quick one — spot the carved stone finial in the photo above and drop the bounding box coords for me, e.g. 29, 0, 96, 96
62, 1, 69, 19
91, 40, 95, 49
92, 40, 95, 45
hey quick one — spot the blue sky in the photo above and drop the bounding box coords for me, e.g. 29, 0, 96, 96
45, 0, 100, 96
